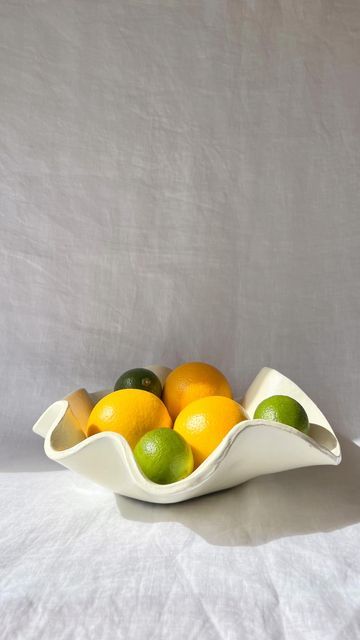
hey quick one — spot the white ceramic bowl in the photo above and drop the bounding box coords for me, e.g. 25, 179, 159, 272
33, 367, 341, 504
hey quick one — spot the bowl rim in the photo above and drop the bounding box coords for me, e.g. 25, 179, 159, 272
41, 413, 341, 497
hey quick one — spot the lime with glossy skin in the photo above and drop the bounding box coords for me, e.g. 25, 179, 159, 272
254, 395, 309, 434
134, 428, 194, 484
114, 368, 162, 398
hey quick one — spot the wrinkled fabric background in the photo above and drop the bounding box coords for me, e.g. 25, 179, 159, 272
1, 1, 360, 639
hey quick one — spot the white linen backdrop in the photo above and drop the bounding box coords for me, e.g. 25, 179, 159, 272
1, 1, 359, 638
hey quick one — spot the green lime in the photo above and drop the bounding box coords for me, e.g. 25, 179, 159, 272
134, 428, 194, 484
114, 368, 162, 397
254, 395, 309, 434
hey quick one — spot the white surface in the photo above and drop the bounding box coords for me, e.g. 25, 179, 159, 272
1, 0, 360, 637
1, 450, 360, 640
33, 368, 340, 503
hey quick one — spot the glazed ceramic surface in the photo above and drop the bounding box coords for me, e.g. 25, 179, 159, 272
33, 367, 341, 504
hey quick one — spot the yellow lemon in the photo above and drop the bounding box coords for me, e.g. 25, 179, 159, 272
87, 389, 172, 449
162, 362, 232, 420
174, 396, 247, 467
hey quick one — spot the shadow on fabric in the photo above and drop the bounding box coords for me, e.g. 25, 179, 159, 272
115, 436, 360, 547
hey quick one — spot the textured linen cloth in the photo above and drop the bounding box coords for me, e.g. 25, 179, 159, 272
1, 443, 360, 640
1, 1, 360, 638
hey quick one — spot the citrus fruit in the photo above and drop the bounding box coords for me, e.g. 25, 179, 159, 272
174, 395, 247, 467
114, 367, 162, 398
162, 362, 233, 420
86, 389, 172, 448
134, 428, 194, 484
253, 395, 309, 434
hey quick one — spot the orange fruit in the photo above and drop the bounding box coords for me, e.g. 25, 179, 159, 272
162, 362, 233, 420
86, 389, 172, 448
174, 396, 247, 467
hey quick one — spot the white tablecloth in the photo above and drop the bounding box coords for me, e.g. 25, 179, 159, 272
1, 0, 360, 637
1, 435, 360, 640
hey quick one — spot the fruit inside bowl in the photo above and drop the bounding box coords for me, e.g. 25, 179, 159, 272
32, 365, 341, 504
85, 362, 249, 482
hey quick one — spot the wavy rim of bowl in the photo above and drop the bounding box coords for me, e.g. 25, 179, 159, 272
43, 412, 341, 497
